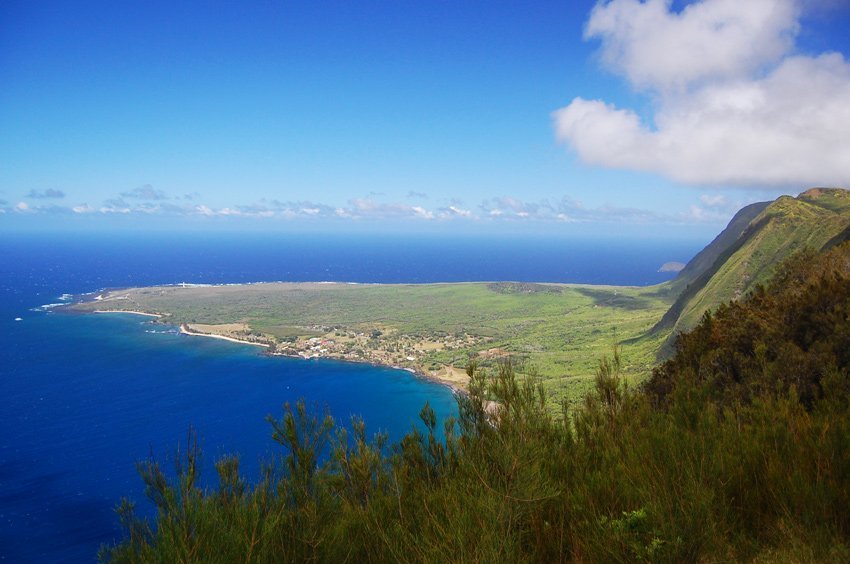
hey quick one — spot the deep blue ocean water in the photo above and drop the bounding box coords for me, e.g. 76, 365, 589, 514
0, 231, 703, 561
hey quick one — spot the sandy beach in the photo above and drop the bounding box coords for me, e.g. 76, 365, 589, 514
179, 324, 270, 348
94, 310, 162, 318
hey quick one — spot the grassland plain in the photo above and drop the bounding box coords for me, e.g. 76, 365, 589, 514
72, 281, 673, 406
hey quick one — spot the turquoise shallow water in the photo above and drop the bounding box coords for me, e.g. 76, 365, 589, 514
0, 231, 700, 560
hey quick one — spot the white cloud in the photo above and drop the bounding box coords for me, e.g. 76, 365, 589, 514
3, 191, 735, 226
478, 195, 691, 224
685, 205, 711, 222
185, 199, 441, 221
586, 0, 800, 92
412, 206, 434, 219
554, 0, 850, 187
480, 197, 554, 220
438, 205, 473, 219
99, 205, 131, 214
346, 198, 443, 220
681, 204, 736, 223
699, 194, 727, 207
217, 208, 242, 216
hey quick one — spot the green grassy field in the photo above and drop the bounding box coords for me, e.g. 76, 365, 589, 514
74, 281, 673, 405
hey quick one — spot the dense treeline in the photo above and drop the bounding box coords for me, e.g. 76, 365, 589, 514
102, 244, 850, 562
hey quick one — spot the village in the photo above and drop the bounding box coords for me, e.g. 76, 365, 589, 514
268, 325, 491, 375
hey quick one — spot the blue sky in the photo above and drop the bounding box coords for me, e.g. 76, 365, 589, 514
2, 0, 850, 235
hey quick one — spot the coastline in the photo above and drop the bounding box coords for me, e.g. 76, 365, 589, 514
179, 324, 270, 348
94, 309, 162, 318
83, 304, 468, 391
179, 323, 466, 392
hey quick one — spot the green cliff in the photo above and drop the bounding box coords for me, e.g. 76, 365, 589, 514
656, 187, 850, 340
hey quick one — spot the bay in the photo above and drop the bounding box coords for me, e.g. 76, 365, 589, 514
0, 231, 702, 561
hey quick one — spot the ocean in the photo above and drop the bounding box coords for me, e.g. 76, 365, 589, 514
0, 231, 702, 561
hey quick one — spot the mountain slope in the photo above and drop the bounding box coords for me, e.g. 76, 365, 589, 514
656, 187, 850, 338
666, 200, 769, 297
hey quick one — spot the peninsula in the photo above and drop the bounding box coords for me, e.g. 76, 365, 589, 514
73, 281, 672, 403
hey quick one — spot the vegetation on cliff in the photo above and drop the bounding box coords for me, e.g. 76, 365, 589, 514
657, 188, 850, 338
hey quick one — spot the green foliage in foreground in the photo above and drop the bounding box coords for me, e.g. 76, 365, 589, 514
648, 244, 850, 411
101, 246, 850, 562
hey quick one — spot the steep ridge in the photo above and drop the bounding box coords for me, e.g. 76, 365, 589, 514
655, 188, 850, 341
666, 200, 769, 296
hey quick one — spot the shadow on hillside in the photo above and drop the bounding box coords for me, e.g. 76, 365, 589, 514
574, 287, 656, 311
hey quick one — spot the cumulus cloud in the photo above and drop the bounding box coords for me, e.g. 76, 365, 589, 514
261, 200, 336, 218
688, 191, 761, 222
3, 190, 732, 226
27, 188, 66, 199
437, 205, 473, 219
481, 194, 747, 224
406, 191, 428, 199
480, 197, 554, 219
178, 198, 446, 221
90, 197, 456, 222
10, 202, 66, 214
411, 206, 434, 219
554, 0, 850, 187
346, 198, 436, 220
178, 196, 678, 224
100, 198, 131, 213
206, 198, 468, 222
586, 0, 800, 92
120, 184, 168, 200
699, 194, 728, 207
